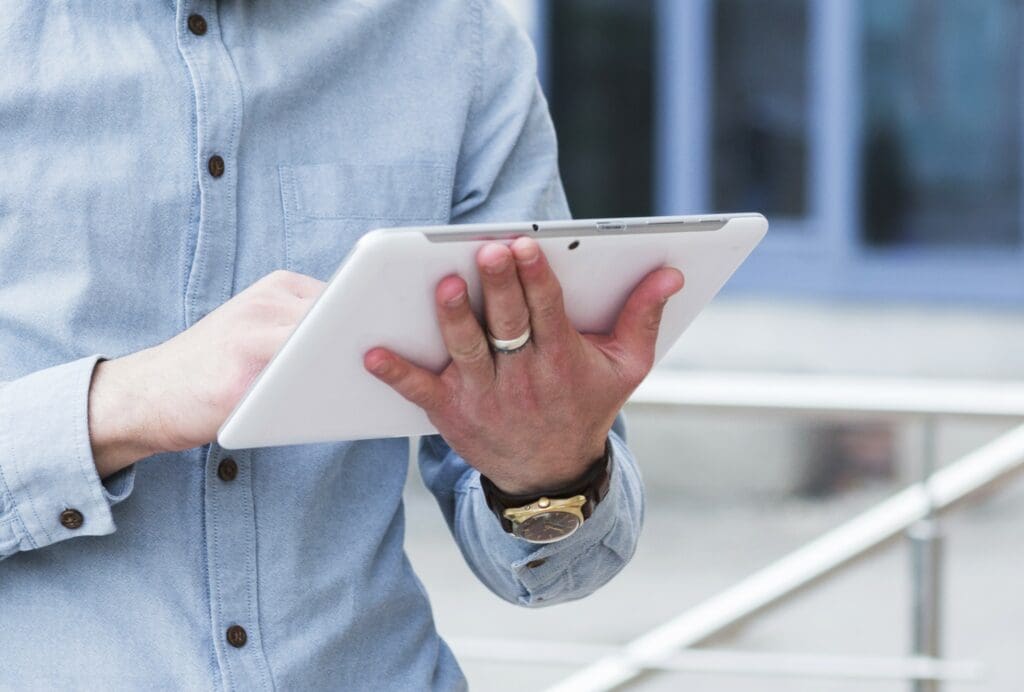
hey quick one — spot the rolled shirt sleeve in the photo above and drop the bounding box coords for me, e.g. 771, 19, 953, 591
0, 355, 135, 560
419, 417, 643, 607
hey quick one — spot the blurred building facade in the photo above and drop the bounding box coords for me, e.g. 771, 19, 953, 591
516, 0, 1024, 304
506, 0, 1024, 497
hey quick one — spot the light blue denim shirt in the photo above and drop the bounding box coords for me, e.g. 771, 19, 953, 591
0, 1, 645, 689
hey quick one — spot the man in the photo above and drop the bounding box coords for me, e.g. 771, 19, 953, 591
0, 1, 682, 688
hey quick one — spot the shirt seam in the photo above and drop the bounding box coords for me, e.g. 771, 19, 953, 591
180, 26, 201, 332
186, 26, 213, 328
240, 453, 274, 692
208, 449, 235, 689
278, 166, 296, 271
217, 4, 244, 310
470, 0, 484, 122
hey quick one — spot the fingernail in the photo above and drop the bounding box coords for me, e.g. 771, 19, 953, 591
514, 240, 539, 264
665, 270, 684, 294
444, 290, 466, 307
483, 256, 511, 275
370, 359, 390, 376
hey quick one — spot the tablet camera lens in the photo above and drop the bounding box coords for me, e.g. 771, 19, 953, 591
568, 240, 580, 250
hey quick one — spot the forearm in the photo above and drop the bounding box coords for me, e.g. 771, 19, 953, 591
87, 270, 327, 479
88, 354, 165, 479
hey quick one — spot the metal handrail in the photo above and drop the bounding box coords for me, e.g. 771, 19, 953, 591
538, 370, 1024, 691
629, 370, 1024, 420
450, 638, 982, 683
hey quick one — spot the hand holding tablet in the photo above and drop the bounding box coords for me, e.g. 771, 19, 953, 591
363, 235, 685, 494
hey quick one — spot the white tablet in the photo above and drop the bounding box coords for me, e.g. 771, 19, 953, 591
217, 213, 767, 449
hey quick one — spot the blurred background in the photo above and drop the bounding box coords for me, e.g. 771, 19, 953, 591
405, 2, 1024, 690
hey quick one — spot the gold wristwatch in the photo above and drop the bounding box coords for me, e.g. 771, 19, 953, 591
480, 440, 612, 544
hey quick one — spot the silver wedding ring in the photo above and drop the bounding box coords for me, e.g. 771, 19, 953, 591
487, 326, 532, 354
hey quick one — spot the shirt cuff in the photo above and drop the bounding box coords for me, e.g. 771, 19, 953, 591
0, 355, 135, 554
462, 428, 640, 604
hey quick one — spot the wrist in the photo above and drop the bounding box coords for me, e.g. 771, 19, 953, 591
88, 354, 164, 478
485, 436, 609, 497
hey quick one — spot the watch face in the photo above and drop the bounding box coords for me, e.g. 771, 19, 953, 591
515, 511, 582, 544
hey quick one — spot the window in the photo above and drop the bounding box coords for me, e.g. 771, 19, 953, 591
546, 0, 655, 218
533, 0, 1024, 301
712, 0, 810, 220
860, 0, 1023, 248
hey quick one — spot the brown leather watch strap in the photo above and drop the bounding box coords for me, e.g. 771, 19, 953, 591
480, 439, 613, 533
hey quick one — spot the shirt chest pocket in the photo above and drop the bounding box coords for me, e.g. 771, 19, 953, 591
279, 161, 452, 280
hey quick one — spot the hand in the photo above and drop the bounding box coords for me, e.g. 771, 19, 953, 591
88, 270, 325, 477
365, 236, 683, 495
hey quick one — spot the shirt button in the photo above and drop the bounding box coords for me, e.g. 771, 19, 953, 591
217, 457, 238, 482
60, 508, 84, 530
208, 155, 225, 178
187, 14, 208, 36
226, 625, 248, 648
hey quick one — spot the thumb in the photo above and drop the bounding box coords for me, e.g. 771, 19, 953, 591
610, 267, 684, 373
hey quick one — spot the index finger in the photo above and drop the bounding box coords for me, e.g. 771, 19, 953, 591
509, 236, 573, 349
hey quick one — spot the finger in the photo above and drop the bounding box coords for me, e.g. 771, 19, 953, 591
364, 347, 446, 412
476, 243, 532, 344
609, 267, 684, 377
435, 275, 494, 383
509, 236, 573, 349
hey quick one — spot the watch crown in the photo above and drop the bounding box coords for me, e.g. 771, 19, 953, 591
537, 497, 551, 509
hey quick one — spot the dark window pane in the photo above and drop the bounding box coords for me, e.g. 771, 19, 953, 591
548, 0, 654, 217
861, 0, 1023, 248
712, 0, 809, 217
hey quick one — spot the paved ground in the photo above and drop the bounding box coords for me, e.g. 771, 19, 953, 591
403, 470, 1024, 691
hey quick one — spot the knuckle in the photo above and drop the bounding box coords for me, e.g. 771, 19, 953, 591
266, 269, 294, 286
405, 381, 436, 407
534, 298, 562, 323
452, 337, 490, 363
243, 296, 281, 320
533, 285, 565, 321
492, 314, 530, 337
268, 269, 312, 295
642, 302, 667, 333
436, 386, 461, 417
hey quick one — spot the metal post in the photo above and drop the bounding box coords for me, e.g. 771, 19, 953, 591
909, 417, 943, 692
